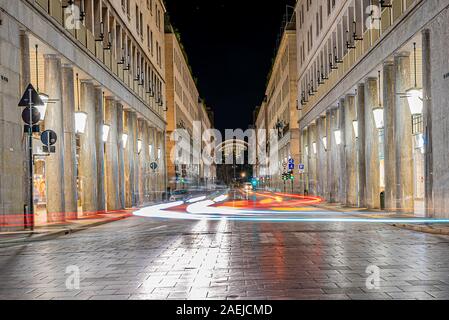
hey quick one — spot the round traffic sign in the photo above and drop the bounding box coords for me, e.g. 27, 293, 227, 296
41, 130, 58, 146
21, 107, 41, 125
150, 162, 158, 171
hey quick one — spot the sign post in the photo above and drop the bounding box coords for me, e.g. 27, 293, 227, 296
19, 84, 44, 231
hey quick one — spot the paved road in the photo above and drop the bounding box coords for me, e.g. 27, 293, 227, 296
1, 193, 449, 300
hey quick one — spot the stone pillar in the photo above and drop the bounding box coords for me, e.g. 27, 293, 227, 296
329, 108, 338, 203
345, 95, 357, 207
394, 53, 414, 213
301, 129, 308, 194
79, 80, 98, 215
44, 55, 65, 222
307, 123, 317, 195
138, 120, 149, 206
325, 109, 332, 202
356, 84, 367, 208
104, 98, 120, 211
338, 99, 346, 204
61, 65, 78, 220
95, 88, 105, 213
316, 117, 327, 198
383, 61, 397, 211
117, 105, 126, 209
422, 29, 434, 218
364, 78, 380, 209
125, 111, 137, 208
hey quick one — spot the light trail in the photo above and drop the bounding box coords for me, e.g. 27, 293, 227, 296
133, 193, 449, 224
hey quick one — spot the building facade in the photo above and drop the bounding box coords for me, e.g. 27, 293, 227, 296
0, 0, 168, 230
295, 0, 449, 218
255, 19, 300, 193
164, 25, 214, 191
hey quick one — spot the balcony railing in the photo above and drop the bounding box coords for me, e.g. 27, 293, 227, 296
301, 0, 417, 117
32, 0, 164, 119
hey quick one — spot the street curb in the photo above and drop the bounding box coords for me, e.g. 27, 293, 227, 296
312, 203, 449, 236
0, 215, 131, 248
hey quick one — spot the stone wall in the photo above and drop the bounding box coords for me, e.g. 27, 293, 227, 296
0, 13, 26, 230
426, 6, 449, 219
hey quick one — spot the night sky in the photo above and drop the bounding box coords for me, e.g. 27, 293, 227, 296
164, 0, 296, 133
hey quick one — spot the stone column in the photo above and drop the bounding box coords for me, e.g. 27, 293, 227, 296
138, 119, 149, 206
301, 129, 308, 194
344, 95, 357, 207
329, 108, 338, 203
394, 53, 414, 213
316, 117, 326, 197
357, 84, 367, 208
95, 87, 106, 213
117, 105, 126, 209
61, 65, 78, 220
325, 109, 332, 202
44, 55, 65, 222
104, 98, 120, 211
383, 61, 397, 211
307, 123, 317, 195
338, 99, 346, 204
364, 78, 380, 209
422, 29, 434, 218
161, 130, 168, 199
124, 111, 137, 208
79, 80, 98, 215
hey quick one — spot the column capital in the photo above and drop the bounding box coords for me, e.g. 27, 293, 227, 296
61, 63, 74, 69
395, 51, 411, 58
43, 54, 60, 60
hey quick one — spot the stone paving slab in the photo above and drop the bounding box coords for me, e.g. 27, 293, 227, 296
1, 212, 449, 300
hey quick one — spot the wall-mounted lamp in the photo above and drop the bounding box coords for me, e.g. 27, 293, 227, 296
75, 73, 87, 134
322, 137, 327, 151
102, 124, 110, 143
353, 120, 359, 139
334, 130, 342, 145
122, 133, 128, 149
137, 139, 143, 154
373, 107, 384, 130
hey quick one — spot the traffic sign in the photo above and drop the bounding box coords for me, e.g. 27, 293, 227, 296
21, 107, 41, 125
288, 163, 295, 170
41, 130, 58, 146
289, 158, 295, 165
150, 162, 158, 171
18, 84, 44, 107
299, 164, 305, 170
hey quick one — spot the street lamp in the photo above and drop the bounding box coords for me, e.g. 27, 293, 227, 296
353, 120, 359, 139
334, 130, 342, 145
312, 142, 317, 155
137, 139, 143, 154
34, 45, 49, 121
322, 137, 327, 151
75, 111, 88, 134
36, 93, 48, 121
102, 124, 110, 143
122, 133, 128, 149
373, 107, 384, 130
74, 73, 87, 134
406, 89, 424, 115
406, 43, 424, 116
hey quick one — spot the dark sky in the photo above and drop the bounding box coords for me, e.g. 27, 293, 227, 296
164, 0, 296, 132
